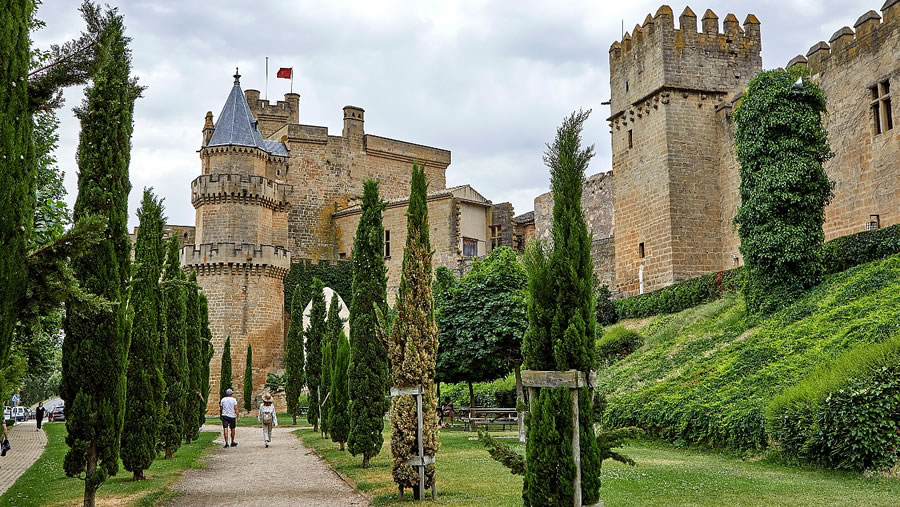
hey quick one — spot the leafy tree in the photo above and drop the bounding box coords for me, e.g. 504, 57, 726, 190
121, 190, 166, 481
284, 285, 305, 424
330, 331, 351, 451
522, 110, 602, 505
183, 273, 203, 442
60, 7, 141, 505
733, 68, 834, 313
1, 0, 37, 371
160, 234, 187, 459
386, 164, 439, 497
320, 342, 332, 438
219, 336, 232, 401
594, 285, 617, 327
305, 278, 326, 432
347, 179, 390, 468
243, 343, 253, 413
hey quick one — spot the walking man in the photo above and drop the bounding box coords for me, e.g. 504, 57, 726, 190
258, 392, 278, 447
34, 403, 45, 432
220, 388, 239, 449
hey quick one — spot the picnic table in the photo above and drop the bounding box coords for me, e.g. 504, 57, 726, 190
456, 407, 518, 431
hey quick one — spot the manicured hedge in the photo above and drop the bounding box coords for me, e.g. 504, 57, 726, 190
821, 224, 900, 276
439, 374, 517, 408
614, 268, 744, 319
596, 327, 643, 367
615, 224, 900, 320
766, 334, 900, 471
283, 260, 353, 312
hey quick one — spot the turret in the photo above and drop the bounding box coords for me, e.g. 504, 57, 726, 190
202, 111, 214, 146
342, 105, 365, 151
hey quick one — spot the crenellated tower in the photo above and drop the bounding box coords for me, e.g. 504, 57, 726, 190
182, 70, 293, 412
608, 5, 761, 295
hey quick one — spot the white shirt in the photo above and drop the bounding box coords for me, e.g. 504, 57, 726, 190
220, 396, 237, 418
258, 404, 278, 427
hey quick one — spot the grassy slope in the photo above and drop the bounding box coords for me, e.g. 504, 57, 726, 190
601, 254, 900, 450
1, 423, 216, 506
297, 427, 900, 506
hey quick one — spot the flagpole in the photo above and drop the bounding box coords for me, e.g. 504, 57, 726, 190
265, 57, 269, 100
291, 68, 293, 94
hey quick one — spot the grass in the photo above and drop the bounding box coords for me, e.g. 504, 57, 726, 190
204, 411, 306, 428
297, 427, 900, 506
1, 422, 216, 506
600, 254, 900, 450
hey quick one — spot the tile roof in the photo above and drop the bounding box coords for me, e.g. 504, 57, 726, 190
207, 71, 287, 157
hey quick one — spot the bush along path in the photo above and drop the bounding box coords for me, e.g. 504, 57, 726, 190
167, 425, 367, 506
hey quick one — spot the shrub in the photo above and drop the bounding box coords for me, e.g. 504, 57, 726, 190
439, 374, 517, 408
595, 285, 617, 326
614, 268, 744, 319
596, 327, 643, 366
766, 334, 900, 471
821, 224, 900, 276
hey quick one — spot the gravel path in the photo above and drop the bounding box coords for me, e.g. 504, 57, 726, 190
167, 425, 368, 506
0, 420, 48, 496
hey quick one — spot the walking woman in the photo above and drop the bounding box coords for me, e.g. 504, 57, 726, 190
34, 403, 45, 431
258, 392, 278, 447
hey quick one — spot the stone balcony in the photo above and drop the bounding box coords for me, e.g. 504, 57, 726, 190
180, 242, 291, 279
191, 174, 292, 210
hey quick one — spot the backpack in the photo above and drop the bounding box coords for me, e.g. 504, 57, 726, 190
261, 408, 273, 424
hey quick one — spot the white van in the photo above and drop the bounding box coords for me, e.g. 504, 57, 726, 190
13, 407, 25, 422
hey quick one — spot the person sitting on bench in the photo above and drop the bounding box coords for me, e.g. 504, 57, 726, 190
440, 397, 456, 428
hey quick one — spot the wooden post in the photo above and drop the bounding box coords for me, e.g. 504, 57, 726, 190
571, 387, 581, 507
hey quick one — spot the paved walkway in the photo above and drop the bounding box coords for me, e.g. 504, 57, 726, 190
167, 425, 368, 506
0, 420, 48, 495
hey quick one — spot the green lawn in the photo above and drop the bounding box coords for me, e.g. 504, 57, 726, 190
1, 423, 216, 506
297, 427, 900, 506
204, 411, 307, 428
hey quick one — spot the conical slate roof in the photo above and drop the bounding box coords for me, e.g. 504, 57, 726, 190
208, 70, 285, 155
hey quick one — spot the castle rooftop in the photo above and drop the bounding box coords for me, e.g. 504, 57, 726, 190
207, 69, 287, 156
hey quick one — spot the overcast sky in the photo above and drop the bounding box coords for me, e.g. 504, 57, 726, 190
33, 0, 876, 228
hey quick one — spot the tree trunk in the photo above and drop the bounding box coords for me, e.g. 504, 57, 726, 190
292, 414, 297, 425
468, 380, 476, 428
436, 382, 441, 403
165, 447, 174, 460
313, 422, 318, 433
84, 442, 98, 507
362, 455, 370, 468
514, 363, 525, 443
340, 441, 344, 451
133, 470, 144, 481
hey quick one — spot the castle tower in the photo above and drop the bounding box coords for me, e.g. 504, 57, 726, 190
182, 70, 293, 413
608, 6, 762, 294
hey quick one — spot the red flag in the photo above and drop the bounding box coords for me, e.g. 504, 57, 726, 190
276, 67, 292, 79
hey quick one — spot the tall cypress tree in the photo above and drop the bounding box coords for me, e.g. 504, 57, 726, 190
330, 331, 351, 451
326, 292, 343, 353
220, 336, 233, 400
305, 278, 326, 432
388, 164, 439, 497
121, 190, 166, 481
183, 273, 203, 442
348, 179, 390, 468
284, 285, 305, 424
0, 0, 36, 367
522, 110, 602, 505
199, 292, 213, 426
60, 9, 141, 506
160, 234, 187, 460
320, 342, 333, 438
243, 343, 253, 412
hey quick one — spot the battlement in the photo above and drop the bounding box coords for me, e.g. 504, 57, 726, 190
191, 173, 293, 210
244, 90, 300, 137
786, 2, 900, 72
366, 135, 452, 168
609, 5, 761, 117
180, 242, 291, 278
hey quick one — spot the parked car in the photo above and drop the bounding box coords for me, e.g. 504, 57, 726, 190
13, 406, 25, 422
50, 406, 64, 422
3, 407, 10, 421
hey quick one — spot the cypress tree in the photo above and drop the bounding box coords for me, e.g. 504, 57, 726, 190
523, 110, 602, 505
183, 273, 203, 442
388, 164, 439, 497
305, 278, 326, 432
199, 292, 213, 427
0, 0, 36, 366
121, 190, 166, 481
320, 342, 333, 438
330, 331, 351, 451
348, 179, 390, 468
284, 285, 305, 424
60, 9, 141, 506
243, 343, 253, 413
160, 234, 187, 460
220, 336, 233, 400
326, 292, 343, 353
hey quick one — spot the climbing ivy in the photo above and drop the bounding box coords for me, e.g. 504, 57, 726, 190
733, 68, 834, 313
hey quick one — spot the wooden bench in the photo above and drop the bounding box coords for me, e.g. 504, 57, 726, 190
454, 407, 518, 432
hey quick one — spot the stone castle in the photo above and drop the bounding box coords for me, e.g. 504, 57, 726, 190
534, 1, 899, 296
177, 2, 897, 410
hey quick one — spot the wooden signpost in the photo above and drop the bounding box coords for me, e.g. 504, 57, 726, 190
521, 369, 599, 507
390, 385, 436, 501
